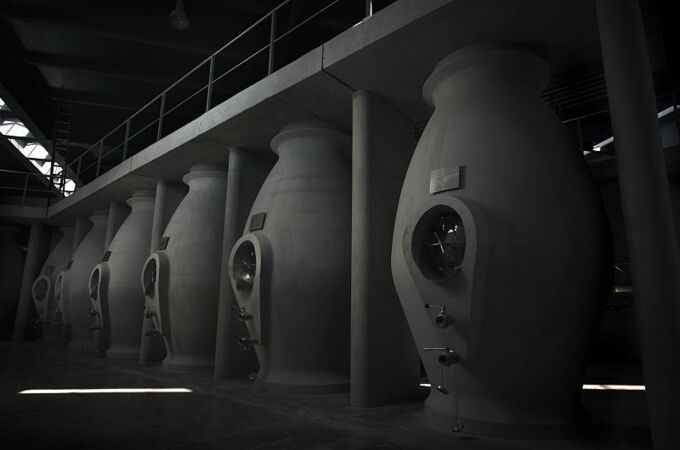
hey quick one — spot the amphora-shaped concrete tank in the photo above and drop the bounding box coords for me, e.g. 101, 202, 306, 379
60, 211, 108, 350
391, 44, 610, 438
0, 224, 24, 339
229, 120, 351, 393
32, 226, 74, 336
89, 191, 155, 359
142, 165, 227, 371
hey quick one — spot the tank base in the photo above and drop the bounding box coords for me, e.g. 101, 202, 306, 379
67, 337, 91, 353
91, 330, 108, 358
258, 380, 349, 395
161, 361, 214, 374
425, 405, 589, 440
57, 323, 71, 347
106, 345, 140, 360
42, 323, 62, 346
139, 334, 165, 366
162, 354, 214, 373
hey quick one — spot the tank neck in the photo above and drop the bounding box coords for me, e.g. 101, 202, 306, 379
126, 190, 156, 209
182, 164, 228, 185
59, 226, 75, 237
423, 43, 551, 108
271, 120, 350, 159
89, 210, 109, 226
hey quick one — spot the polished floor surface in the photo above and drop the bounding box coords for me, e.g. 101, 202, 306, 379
0, 341, 652, 449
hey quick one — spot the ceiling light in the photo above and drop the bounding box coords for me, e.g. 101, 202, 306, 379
169, 0, 190, 31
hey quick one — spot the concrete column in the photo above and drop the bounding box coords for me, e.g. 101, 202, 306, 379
597, 1, 680, 448
48, 226, 62, 251
12, 221, 50, 341
105, 201, 130, 250
351, 90, 420, 407
149, 180, 187, 254
214, 149, 273, 379
139, 179, 187, 365
71, 216, 91, 257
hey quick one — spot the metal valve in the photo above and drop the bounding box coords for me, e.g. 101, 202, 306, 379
425, 304, 453, 329
424, 347, 459, 366
423, 346, 459, 395
237, 307, 252, 321
238, 336, 258, 352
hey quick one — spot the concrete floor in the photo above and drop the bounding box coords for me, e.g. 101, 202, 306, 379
0, 341, 651, 449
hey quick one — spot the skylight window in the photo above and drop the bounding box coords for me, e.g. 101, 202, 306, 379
0, 96, 76, 196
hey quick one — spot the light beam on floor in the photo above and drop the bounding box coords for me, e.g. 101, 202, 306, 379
18, 388, 193, 394
582, 384, 646, 391
419, 383, 646, 391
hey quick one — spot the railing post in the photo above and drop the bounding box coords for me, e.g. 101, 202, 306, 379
123, 119, 131, 161
158, 93, 166, 140
673, 93, 679, 144
268, 11, 277, 75
96, 140, 103, 177
576, 118, 584, 152
22, 173, 29, 205
206, 57, 215, 112
365, 0, 372, 17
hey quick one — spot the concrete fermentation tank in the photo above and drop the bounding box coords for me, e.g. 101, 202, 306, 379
89, 191, 155, 359
142, 165, 227, 371
0, 224, 25, 339
32, 226, 74, 335
60, 210, 108, 350
391, 44, 610, 438
229, 120, 351, 393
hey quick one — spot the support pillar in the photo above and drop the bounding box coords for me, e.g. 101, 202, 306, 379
105, 201, 130, 250
13, 221, 50, 341
149, 180, 187, 254
214, 148, 272, 379
139, 179, 186, 365
71, 216, 91, 257
597, 1, 680, 448
351, 90, 420, 407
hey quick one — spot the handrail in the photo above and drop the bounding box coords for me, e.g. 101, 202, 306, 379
62, 0, 378, 196
562, 90, 679, 152
33, 0, 680, 204
0, 169, 67, 204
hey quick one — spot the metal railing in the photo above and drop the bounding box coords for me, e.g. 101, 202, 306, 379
562, 90, 680, 154
0, 169, 62, 205
50, 0, 680, 203
62, 0, 380, 196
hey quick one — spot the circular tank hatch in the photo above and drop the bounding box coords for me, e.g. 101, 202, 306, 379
413, 206, 466, 280
33, 278, 49, 301
143, 260, 157, 296
233, 241, 256, 291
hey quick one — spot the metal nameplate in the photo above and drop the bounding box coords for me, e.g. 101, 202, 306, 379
430, 166, 464, 194
159, 236, 170, 251
249, 213, 266, 231
102, 251, 111, 262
